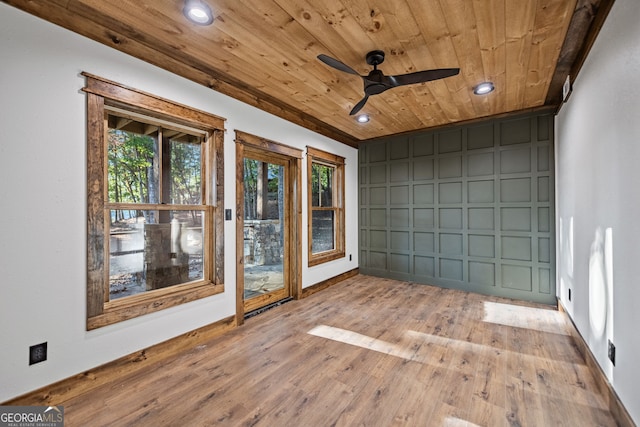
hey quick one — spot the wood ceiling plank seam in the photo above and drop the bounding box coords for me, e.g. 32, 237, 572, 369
396, 87, 444, 130
272, 0, 365, 68
405, 0, 464, 123
372, 3, 459, 126
472, 0, 507, 115
4, 0, 360, 145
68, 1, 262, 84
523, 0, 578, 107
438, 0, 486, 120
377, 91, 426, 129
504, 0, 539, 111
336, 1, 437, 127
270, 0, 381, 117
363, 1, 455, 127
217, 0, 319, 69
326, 0, 419, 121
211, 13, 336, 106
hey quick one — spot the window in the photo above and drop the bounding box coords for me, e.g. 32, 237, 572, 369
83, 73, 225, 329
307, 146, 345, 266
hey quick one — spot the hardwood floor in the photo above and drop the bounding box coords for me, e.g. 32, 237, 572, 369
61, 275, 616, 426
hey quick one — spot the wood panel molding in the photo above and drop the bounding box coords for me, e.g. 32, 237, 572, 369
558, 302, 636, 427
2, 316, 237, 406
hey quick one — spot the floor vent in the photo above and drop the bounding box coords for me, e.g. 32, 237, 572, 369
244, 297, 293, 319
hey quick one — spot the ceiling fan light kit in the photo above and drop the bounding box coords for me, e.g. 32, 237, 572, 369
318, 50, 460, 115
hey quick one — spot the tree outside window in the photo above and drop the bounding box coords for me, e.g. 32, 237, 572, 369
307, 147, 345, 266
83, 73, 224, 329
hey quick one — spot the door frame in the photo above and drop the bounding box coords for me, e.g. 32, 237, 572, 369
235, 131, 302, 325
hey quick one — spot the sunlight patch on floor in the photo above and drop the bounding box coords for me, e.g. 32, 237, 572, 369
307, 325, 415, 360
443, 416, 483, 427
482, 301, 570, 335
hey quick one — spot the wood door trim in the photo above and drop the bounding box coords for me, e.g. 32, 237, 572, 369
235, 132, 302, 325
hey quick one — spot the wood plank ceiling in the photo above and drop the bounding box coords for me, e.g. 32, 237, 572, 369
3, 0, 613, 146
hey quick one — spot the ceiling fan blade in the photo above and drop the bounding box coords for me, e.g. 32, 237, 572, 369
390, 68, 460, 87
317, 54, 360, 75
350, 96, 369, 115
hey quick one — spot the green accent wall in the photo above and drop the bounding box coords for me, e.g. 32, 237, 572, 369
359, 112, 555, 304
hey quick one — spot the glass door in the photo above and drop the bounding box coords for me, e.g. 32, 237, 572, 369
242, 155, 289, 313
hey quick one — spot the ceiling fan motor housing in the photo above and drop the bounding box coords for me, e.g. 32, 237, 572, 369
366, 50, 385, 66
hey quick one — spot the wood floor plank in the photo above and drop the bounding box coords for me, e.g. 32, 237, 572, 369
37, 275, 620, 426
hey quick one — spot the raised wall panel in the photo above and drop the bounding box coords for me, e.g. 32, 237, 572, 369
370, 187, 386, 205
414, 208, 435, 228
369, 143, 387, 162
390, 139, 409, 159
390, 253, 409, 273
390, 185, 409, 204
370, 230, 387, 249
391, 231, 410, 250
390, 163, 409, 182
501, 236, 532, 261
390, 209, 409, 227
539, 268, 551, 293
539, 237, 551, 263
469, 234, 495, 258
538, 146, 550, 171
469, 261, 495, 285
440, 258, 463, 281
538, 207, 550, 232
370, 209, 386, 226
360, 112, 555, 304
414, 232, 435, 252
468, 152, 494, 176
439, 130, 462, 153
411, 134, 434, 156
439, 156, 462, 178
468, 180, 494, 203
468, 124, 494, 150
439, 182, 463, 204
469, 208, 494, 230
440, 208, 462, 229
414, 255, 435, 276
538, 177, 550, 201
413, 159, 434, 180
501, 265, 532, 291
500, 148, 531, 173
440, 233, 463, 255
500, 178, 531, 202
414, 184, 434, 204
501, 207, 531, 231
370, 165, 387, 183
370, 251, 387, 269
500, 117, 531, 145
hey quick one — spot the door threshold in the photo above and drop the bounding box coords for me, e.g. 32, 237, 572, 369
244, 297, 293, 319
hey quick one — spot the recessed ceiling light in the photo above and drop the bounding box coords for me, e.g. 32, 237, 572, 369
183, 0, 214, 25
473, 82, 495, 95
356, 114, 370, 123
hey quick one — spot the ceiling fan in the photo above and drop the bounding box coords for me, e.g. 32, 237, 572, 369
318, 50, 460, 115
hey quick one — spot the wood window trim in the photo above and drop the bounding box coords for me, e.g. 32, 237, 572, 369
83, 73, 226, 330
306, 146, 345, 267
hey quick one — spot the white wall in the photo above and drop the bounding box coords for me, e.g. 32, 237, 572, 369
0, 4, 357, 402
556, 0, 640, 423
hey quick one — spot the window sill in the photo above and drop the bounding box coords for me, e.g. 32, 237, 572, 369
87, 281, 223, 330
308, 250, 345, 267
